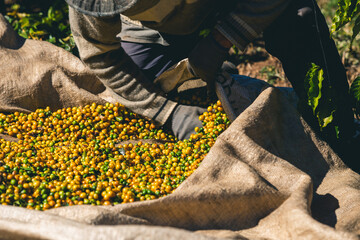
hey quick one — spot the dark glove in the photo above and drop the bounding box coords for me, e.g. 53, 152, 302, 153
188, 33, 230, 99
168, 104, 206, 140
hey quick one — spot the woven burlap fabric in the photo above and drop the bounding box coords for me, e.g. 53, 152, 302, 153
1, 14, 360, 240
0, 14, 134, 114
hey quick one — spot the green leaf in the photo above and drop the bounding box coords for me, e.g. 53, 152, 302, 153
331, 0, 360, 34
19, 18, 30, 28
351, 14, 360, 44
58, 23, 67, 32
11, 4, 20, 11
331, 0, 351, 33
199, 28, 211, 38
31, 30, 47, 37
350, 76, 360, 101
304, 64, 338, 130
18, 31, 28, 39
350, 76, 360, 116
320, 114, 334, 128
4, 15, 13, 24
47, 6, 55, 20
316, 98, 336, 129
304, 63, 324, 115
349, 0, 359, 17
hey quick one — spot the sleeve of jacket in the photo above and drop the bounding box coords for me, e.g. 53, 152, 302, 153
68, 7, 177, 125
215, 0, 291, 51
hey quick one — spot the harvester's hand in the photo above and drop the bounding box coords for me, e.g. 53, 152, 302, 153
168, 104, 206, 140
188, 31, 230, 100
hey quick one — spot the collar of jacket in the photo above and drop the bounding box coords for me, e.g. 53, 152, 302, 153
65, 0, 159, 17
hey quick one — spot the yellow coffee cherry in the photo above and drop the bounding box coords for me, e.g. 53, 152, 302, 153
0, 100, 229, 210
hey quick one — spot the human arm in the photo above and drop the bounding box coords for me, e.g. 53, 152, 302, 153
214, 0, 291, 51
188, 0, 291, 89
68, 7, 177, 126
69, 8, 205, 139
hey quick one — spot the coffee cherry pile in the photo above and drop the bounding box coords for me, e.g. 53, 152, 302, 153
0, 101, 230, 210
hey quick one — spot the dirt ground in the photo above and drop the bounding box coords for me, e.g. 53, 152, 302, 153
232, 40, 360, 89
230, 41, 290, 88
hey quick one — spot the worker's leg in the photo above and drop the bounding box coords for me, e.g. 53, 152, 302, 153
263, 0, 355, 154
121, 34, 198, 82
0, 1, 5, 15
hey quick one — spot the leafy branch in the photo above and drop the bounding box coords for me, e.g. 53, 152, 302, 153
4, 1, 77, 54
350, 76, 360, 118
304, 63, 337, 131
303, 0, 360, 138
331, 0, 360, 120
331, 0, 360, 46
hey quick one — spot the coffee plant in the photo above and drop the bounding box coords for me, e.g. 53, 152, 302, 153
304, 0, 360, 136
4, 0, 77, 54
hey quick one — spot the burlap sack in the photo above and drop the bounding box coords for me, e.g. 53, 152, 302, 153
0, 14, 359, 240
215, 72, 299, 122
0, 14, 131, 113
